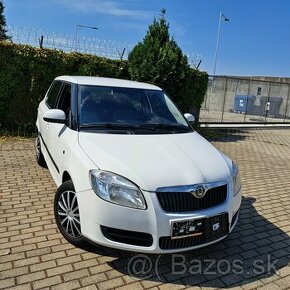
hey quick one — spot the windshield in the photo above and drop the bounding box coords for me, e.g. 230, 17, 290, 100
78, 85, 191, 133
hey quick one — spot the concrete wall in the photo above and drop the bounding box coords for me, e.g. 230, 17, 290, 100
201, 75, 290, 123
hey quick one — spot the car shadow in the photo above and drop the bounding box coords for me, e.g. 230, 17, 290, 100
79, 196, 290, 288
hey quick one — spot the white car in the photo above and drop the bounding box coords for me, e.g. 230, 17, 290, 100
35, 76, 242, 253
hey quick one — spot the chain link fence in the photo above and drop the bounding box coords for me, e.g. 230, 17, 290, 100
200, 76, 290, 124
7, 26, 133, 60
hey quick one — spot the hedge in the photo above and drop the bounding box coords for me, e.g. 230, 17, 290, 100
183, 69, 208, 120
0, 41, 207, 132
0, 42, 129, 131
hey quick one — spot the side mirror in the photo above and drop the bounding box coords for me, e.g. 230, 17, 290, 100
184, 113, 195, 123
43, 109, 66, 124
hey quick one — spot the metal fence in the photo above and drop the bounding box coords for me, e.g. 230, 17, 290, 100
7, 26, 203, 65
7, 26, 133, 60
200, 76, 290, 124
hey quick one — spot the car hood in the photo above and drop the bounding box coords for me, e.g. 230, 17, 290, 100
79, 131, 232, 192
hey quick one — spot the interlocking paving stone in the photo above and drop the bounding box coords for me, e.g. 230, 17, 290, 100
1, 129, 290, 289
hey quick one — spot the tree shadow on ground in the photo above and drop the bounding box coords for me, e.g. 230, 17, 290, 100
87, 196, 290, 288
199, 128, 250, 143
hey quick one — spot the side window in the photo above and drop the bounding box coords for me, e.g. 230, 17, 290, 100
57, 84, 72, 119
46, 81, 62, 109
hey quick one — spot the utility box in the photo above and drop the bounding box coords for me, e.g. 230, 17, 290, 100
234, 95, 256, 113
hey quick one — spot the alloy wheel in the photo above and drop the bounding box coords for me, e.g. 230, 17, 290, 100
57, 190, 81, 238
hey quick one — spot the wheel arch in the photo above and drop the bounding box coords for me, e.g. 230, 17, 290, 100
62, 171, 72, 184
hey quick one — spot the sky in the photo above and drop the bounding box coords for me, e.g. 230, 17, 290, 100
3, 0, 290, 77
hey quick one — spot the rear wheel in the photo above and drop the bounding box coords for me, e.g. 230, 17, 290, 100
54, 180, 86, 246
35, 133, 47, 168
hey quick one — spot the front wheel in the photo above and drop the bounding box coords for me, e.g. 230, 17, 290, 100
54, 180, 86, 246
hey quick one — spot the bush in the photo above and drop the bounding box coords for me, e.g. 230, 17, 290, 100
183, 69, 209, 120
0, 42, 128, 130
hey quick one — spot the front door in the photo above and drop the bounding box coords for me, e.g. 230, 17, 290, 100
46, 83, 72, 185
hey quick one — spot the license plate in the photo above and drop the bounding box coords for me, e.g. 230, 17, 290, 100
171, 213, 228, 239
171, 218, 204, 239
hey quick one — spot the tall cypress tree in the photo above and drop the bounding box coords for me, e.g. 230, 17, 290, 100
0, 0, 10, 40
128, 9, 190, 107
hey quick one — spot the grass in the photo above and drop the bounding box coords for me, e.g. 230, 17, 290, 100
0, 135, 32, 145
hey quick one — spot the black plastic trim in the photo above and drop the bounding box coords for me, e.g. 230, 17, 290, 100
101, 226, 153, 247
39, 133, 60, 173
43, 117, 65, 124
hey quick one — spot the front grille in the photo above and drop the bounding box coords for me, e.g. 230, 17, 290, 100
101, 226, 153, 247
160, 235, 205, 250
159, 232, 228, 250
156, 184, 227, 212
159, 213, 229, 250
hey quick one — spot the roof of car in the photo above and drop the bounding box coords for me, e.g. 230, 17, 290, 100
55, 76, 162, 91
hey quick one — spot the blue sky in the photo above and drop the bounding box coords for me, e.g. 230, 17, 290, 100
4, 0, 290, 77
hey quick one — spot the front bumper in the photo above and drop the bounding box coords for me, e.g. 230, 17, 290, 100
77, 186, 242, 253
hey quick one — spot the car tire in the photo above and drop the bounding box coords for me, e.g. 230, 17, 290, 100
54, 180, 87, 246
35, 132, 47, 168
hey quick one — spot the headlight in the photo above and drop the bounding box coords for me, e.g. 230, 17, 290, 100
89, 170, 147, 210
232, 162, 242, 196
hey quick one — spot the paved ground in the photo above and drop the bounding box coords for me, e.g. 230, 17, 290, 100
1, 129, 290, 290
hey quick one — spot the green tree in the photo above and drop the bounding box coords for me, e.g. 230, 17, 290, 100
128, 9, 190, 109
0, 0, 10, 40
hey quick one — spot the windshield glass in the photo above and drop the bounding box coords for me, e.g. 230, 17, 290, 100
78, 85, 191, 132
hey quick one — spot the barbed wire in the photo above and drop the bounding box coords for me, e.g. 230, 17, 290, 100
187, 53, 203, 69
7, 26, 133, 60
7, 26, 202, 65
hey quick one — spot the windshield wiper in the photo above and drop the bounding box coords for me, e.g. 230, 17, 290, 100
80, 123, 157, 131
80, 123, 191, 133
140, 123, 191, 132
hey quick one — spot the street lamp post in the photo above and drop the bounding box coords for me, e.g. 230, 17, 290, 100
75, 24, 98, 51
213, 12, 229, 76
